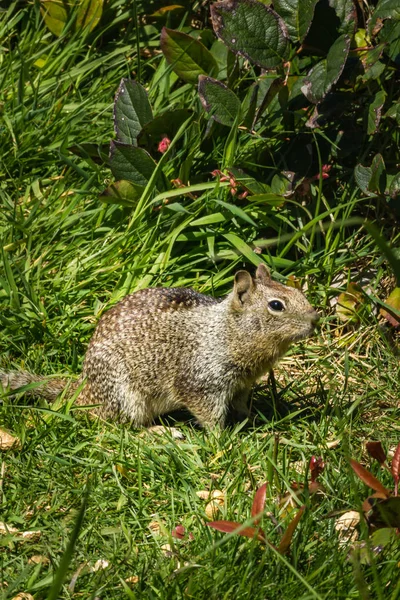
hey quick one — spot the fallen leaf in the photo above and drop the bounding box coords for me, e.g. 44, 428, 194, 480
205, 498, 224, 519
335, 510, 360, 543
171, 524, 194, 540
0, 522, 41, 541
0, 522, 18, 535
0, 429, 21, 451
380, 287, 400, 327
210, 490, 225, 500
148, 521, 162, 535
326, 439, 341, 449
336, 283, 364, 323
89, 559, 109, 572
160, 542, 173, 556
196, 490, 210, 500
28, 555, 50, 565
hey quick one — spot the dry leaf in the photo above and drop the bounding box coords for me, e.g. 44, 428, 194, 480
0, 429, 21, 451
160, 542, 173, 557
28, 555, 50, 565
196, 490, 210, 500
0, 522, 18, 535
336, 282, 364, 323
205, 498, 224, 519
12, 594, 34, 600
89, 559, 109, 572
0, 522, 41, 541
125, 575, 139, 584
380, 287, 400, 327
335, 510, 360, 543
148, 521, 162, 535
210, 490, 225, 500
326, 439, 341, 449
21, 530, 41, 541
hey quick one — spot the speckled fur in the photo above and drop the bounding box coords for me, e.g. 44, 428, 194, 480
0, 265, 319, 428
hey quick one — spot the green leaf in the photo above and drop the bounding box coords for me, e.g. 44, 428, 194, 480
380, 287, 400, 327
386, 101, 400, 125
369, 153, 386, 193
76, 0, 103, 31
354, 164, 375, 196
379, 20, 400, 66
114, 79, 153, 145
210, 0, 289, 69
369, 0, 400, 37
99, 180, 144, 207
109, 142, 158, 188
354, 154, 386, 196
40, 0, 103, 37
40, 0, 68, 36
137, 109, 192, 148
368, 90, 386, 135
389, 172, 400, 198
273, 0, 318, 43
198, 76, 242, 126
160, 27, 218, 85
329, 0, 357, 35
301, 34, 351, 103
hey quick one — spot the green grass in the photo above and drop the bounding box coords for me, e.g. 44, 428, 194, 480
1, 1, 400, 598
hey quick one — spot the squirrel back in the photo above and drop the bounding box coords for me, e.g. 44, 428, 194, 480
1, 264, 319, 428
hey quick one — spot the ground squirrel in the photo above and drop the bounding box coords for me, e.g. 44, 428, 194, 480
0, 265, 319, 428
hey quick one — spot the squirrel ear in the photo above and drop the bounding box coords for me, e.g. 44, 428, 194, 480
232, 270, 254, 308
255, 263, 270, 284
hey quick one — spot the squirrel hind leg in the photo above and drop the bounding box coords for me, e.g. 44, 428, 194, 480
77, 376, 156, 428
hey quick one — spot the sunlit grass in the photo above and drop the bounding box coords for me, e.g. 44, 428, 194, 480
0, 1, 399, 598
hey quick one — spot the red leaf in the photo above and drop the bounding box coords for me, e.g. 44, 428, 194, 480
309, 456, 325, 483
391, 442, 400, 496
251, 483, 267, 525
171, 525, 191, 539
366, 441, 387, 465
277, 506, 305, 555
308, 481, 324, 495
350, 459, 391, 497
206, 520, 265, 542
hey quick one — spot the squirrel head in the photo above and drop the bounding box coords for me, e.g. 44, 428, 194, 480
230, 264, 319, 344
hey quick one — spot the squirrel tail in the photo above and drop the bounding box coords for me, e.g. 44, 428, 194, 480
0, 370, 80, 402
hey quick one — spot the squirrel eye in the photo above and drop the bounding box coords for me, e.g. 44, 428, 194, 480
268, 299, 285, 312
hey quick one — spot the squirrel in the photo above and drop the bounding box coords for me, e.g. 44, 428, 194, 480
0, 264, 319, 428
